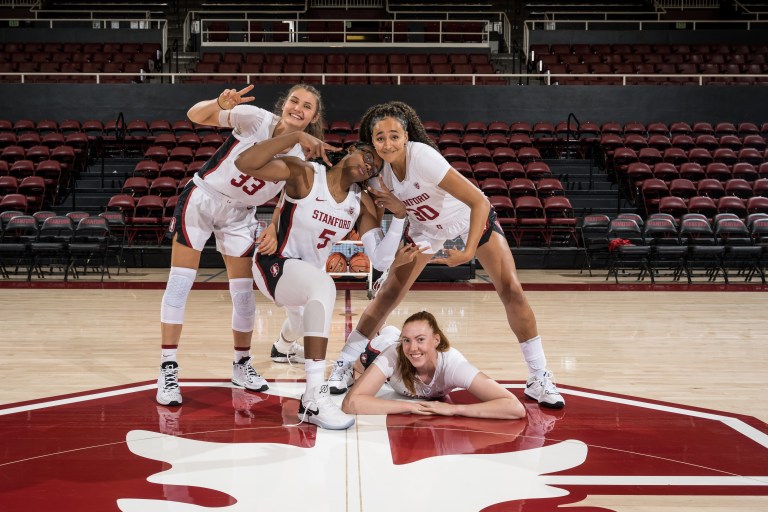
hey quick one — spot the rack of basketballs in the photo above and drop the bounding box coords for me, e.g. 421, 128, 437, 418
325, 228, 373, 295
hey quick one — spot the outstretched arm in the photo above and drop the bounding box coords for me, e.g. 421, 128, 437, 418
418, 373, 526, 419
235, 131, 337, 174
342, 365, 431, 415
187, 85, 255, 127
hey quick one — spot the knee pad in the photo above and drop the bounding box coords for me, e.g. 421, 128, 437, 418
302, 275, 336, 338
229, 278, 256, 332
378, 325, 401, 341
160, 267, 197, 324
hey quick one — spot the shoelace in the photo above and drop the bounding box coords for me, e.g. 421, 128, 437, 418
161, 367, 179, 390
285, 341, 304, 369
244, 364, 264, 382
287, 394, 318, 427
541, 374, 561, 395
328, 361, 350, 381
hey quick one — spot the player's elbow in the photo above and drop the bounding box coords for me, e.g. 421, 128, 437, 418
341, 393, 354, 414
233, 154, 248, 173
341, 392, 364, 414
506, 397, 526, 420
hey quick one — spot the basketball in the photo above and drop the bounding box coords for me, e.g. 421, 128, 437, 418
326, 252, 348, 273
349, 252, 370, 276
345, 229, 361, 241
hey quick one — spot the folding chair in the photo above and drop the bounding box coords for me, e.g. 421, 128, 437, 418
644, 217, 687, 282
579, 214, 610, 276
67, 216, 111, 281
606, 218, 651, 283
29, 215, 74, 280
0, 214, 37, 278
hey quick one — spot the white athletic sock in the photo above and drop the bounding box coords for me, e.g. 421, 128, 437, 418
161, 347, 177, 364
340, 329, 369, 362
234, 348, 251, 363
304, 359, 326, 393
520, 335, 547, 378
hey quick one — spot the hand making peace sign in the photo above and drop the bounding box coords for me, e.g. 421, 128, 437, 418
217, 84, 256, 110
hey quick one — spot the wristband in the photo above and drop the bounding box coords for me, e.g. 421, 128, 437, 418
216, 97, 226, 109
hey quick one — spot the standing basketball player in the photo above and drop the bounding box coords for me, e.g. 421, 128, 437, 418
234, 131, 407, 429
156, 84, 325, 407
328, 101, 565, 409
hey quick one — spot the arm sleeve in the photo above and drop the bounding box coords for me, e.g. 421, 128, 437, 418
360, 216, 406, 272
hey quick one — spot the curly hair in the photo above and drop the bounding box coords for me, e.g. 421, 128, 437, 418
317, 141, 377, 168
358, 101, 438, 151
396, 310, 451, 396
273, 83, 326, 140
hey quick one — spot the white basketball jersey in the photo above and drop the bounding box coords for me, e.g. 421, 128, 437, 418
276, 162, 362, 269
194, 104, 304, 206
372, 346, 479, 399
372, 141, 471, 238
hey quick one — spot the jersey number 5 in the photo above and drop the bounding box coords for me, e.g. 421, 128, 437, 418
317, 228, 336, 249
231, 174, 266, 196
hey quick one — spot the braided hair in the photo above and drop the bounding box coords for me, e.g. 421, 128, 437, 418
273, 83, 326, 140
316, 141, 377, 169
358, 101, 438, 151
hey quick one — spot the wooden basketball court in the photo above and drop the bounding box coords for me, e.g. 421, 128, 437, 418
1, 268, 766, 511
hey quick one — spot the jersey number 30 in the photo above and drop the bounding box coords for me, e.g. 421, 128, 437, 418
407, 204, 439, 222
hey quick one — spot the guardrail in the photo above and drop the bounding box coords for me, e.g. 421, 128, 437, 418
183, 12, 510, 52
1, 71, 766, 85
523, 18, 768, 58
0, 17, 168, 62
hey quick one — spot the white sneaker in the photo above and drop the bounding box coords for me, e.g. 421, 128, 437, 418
328, 359, 354, 395
232, 356, 269, 392
298, 384, 355, 430
270, 341, 306, 364
156, 361, 182, 406
524, 370, 565, 409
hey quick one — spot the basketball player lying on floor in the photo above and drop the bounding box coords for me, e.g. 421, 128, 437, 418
233, 130, 408, 430
341, 310, 526, 420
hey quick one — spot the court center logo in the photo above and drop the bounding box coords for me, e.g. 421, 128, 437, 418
0, 383, 765, 511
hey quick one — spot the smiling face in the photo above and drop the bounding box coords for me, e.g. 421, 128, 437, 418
370, 117, 408, 168
279, 87, 319, 132
399, 319, 440, 370
342, 145, 384, 183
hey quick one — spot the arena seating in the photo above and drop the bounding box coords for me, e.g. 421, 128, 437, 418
0, 42, 161, 84
530, 43, 768, 86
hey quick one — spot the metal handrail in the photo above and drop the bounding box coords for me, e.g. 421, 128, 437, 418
523, 18, 768, 58
183, 12, 510, 52
2, 71, 766, 86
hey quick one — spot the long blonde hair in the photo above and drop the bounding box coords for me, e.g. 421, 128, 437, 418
273, 83, 325, 140
396, 311, 450, 395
